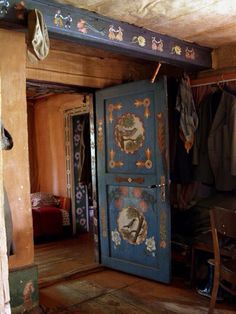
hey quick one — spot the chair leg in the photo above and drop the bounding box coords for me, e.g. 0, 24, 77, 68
208, 267, 220, 314
190, 247, 195, 286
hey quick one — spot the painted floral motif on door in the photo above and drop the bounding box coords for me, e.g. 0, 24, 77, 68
114, 113, 145, 154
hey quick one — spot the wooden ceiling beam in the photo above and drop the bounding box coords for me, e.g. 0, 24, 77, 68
0, 0, 212, 70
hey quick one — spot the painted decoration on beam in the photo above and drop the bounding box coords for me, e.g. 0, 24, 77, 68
108, 25, 124, 41
77, 18, 105, 35
77, 18, 87, 33
132, 35, 146, 47
14, 1, 28, 20
54, 9, 64, 27
64, 13, 72, 29
152, 37, 164, 52
171, 45, 182, 55
0, 0, 9, 15
185, 47, 196, 60
51, 6, 199, 64
54, 9, 73, 29
0, 1, 211, 69
50, 6, 196, 64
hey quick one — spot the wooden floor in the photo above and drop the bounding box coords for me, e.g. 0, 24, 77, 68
34, 235, 236, 313
39, 269, 236, 314
34, 233, 100, 287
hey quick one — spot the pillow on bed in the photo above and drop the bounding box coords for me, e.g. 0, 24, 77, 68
31, 192, 60, 209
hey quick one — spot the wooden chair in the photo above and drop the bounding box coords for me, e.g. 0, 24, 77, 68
209, 207, 236, 314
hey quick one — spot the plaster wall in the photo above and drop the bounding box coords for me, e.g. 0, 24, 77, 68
30, 94, 86, 197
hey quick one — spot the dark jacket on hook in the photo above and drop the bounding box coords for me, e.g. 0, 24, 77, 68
193, 90, 236, 191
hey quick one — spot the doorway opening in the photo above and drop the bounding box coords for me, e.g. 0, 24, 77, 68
26, 80, 100, 286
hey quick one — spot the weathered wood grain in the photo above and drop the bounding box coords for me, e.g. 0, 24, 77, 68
26, 40, 156, 88
35, 234, 100, 287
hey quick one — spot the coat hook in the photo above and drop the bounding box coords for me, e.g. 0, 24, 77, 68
151, 63, 162, 83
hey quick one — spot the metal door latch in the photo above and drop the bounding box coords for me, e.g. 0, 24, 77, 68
148, 176, 166, 202
148, 183, 165, 189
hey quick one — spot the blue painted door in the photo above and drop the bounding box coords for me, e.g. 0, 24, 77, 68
96, 79, 171, 283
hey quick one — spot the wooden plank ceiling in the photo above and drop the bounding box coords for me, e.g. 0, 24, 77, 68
56, 0, 236, 48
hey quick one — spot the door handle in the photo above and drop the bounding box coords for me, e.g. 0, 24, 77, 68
148, 176, 166, 202
148, 183, 165, 189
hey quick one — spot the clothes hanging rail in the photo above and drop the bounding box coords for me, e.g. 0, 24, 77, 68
190, 72, 236, 87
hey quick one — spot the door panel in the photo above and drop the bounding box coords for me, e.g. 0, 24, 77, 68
105, 91, 157, 175
96, 79, 170, 283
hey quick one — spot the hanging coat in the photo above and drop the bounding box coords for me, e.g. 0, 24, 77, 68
208, 91, 236, 191
193, 90, 236, 191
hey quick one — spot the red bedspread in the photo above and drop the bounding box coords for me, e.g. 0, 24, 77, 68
32, 206, 63, 238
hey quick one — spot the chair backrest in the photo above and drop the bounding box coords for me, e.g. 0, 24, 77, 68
210, 207, 236, 239
209, 207, 236, 313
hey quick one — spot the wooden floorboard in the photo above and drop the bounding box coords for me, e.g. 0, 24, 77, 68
35, 235, 236, 313
39, 269, 236, 313
34, 233, 99, 287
